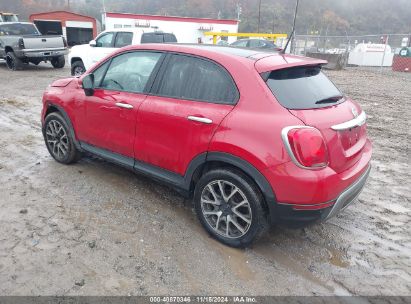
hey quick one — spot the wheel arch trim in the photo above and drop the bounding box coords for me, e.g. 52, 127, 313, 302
184, 152, 277, 208
43, 103, 82, 150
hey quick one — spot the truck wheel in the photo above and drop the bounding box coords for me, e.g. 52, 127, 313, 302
6, 52, 23, 71
51, 56, 65, 69
71, 61, 86, 76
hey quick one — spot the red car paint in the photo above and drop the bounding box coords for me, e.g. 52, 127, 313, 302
41, 44, 372, 221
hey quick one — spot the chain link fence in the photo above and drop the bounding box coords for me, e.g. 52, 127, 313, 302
290, 33, 411, 73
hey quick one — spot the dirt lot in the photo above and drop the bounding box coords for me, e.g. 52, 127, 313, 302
0, 60, 410, 296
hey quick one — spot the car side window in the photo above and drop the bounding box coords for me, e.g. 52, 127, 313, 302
231, 40, 248, 47
99, 51, 162, 93
92, 61, 110, 87
249, 40, 264, 48
96, 32, 115, 47
114, 32, 133, 48
156, 54, 238, 104
141, 33, 163, 43
164, 33, 177, 43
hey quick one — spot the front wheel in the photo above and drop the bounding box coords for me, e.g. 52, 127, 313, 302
71, 60, 86, 76
43, 112, 81, 164
51, 56, 65, 68
194, 168, 268, 248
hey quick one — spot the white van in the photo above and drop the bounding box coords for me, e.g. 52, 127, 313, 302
68, 28, 177, 76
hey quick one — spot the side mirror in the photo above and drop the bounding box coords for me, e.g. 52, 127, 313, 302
89, 40, 97, 47
82, 74, 94, 96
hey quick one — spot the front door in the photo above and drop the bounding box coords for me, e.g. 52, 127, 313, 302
136, 54, 238, 175
82, 51, 164, 158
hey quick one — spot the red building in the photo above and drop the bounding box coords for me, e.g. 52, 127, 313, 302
29, 11, 97, 46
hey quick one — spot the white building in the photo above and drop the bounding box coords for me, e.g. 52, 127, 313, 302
102, 12, 239, 44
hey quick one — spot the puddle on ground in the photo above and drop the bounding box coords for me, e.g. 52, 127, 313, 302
327, 247, 349, 268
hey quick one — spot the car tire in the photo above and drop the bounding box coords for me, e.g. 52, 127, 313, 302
71, 60, 86, 76
5, 52, 23, 71
43, 112, 81, 164
194, 168, 269, 248
51, 56, 65, 69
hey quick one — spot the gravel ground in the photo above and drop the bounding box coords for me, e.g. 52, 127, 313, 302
0, 61, 409, 296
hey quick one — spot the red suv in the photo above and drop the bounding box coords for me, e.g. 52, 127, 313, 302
41, 44, 372, 247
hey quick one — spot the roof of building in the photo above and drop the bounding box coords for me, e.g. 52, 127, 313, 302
30, 10, 96, 21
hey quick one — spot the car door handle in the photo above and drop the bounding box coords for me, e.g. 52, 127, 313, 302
115, 102, 133, 109
187, 116, 213, 124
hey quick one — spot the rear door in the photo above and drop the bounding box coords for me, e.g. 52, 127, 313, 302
135, 53, 238, 175
264, 65, 368, 173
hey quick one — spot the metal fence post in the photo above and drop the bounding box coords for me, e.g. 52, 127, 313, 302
380, 35, 389, 73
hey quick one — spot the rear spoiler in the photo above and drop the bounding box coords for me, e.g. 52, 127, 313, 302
259, 63, 327, 82
254, 54, 327, 74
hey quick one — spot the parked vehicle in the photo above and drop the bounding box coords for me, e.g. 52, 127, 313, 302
69, 28, 177, 76
41, 44, 372, 247
230, 38, 282, 51
0, 12, 19, 22
0, 22, 68, 70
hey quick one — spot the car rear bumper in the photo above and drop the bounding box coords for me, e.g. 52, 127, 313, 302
323, 164, 370, 221
16, 48, 68, 58
269, 164, 371, 227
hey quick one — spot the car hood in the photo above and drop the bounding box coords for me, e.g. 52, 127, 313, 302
70, 43, 90, 52
50, 77, 75, 87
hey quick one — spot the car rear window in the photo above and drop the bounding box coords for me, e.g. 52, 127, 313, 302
141, 33, 163, 43
264, 66, 344, 109
0, 23, 40, 36
141, 33, 177, 43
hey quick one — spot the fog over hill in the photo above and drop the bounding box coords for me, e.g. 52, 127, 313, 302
1, 0, 410, 35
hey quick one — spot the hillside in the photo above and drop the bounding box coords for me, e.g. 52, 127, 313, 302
1, 0, 410, 35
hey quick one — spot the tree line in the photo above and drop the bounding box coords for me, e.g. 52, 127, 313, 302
2, 0, 410, 35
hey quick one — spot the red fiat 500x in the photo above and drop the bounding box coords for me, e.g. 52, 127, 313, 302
41, 44, 372, 247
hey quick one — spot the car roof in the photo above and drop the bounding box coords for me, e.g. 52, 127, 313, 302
107, 43, 327, 73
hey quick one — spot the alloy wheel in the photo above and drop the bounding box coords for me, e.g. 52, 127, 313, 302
45, 120, 69, 160
201, 180, 252, 239
73, 66, 85, 76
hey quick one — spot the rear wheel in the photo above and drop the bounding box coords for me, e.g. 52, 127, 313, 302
71, 60, 86, 76
43, 112, 81, 164
51, 56, 65, 68
6, 52, 23, 71
194, 168, 268, 247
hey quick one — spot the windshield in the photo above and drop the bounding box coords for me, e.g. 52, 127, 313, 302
264, 66, 343, 109
0, 23, 40, 36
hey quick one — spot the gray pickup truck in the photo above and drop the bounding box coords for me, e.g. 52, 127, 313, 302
0, 22, 68, 70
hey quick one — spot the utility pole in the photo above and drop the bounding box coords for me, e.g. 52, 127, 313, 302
236, 2, 242, 21
67, 0, 70, 11
257, 0, 262, 32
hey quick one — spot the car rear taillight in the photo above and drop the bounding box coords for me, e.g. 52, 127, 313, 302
18, 38, 25, 49
282, 126, 329, 169
62, 37, 68, 47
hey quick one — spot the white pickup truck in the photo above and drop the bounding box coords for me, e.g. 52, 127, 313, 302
68, 28, 177, 76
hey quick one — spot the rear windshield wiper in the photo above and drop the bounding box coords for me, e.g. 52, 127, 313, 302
315, 95, 344, 104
